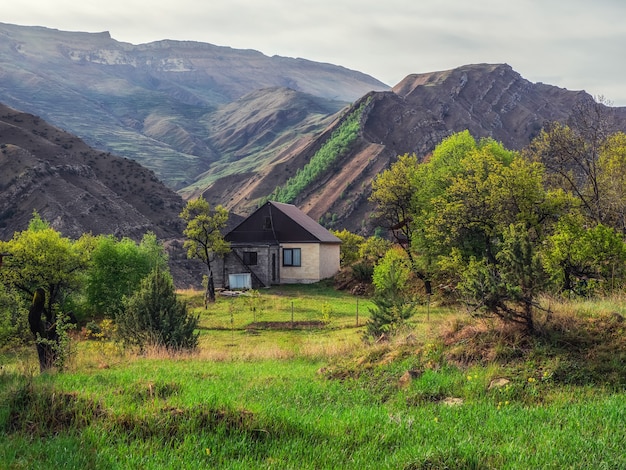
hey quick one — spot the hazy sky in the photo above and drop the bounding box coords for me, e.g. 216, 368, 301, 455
2, 0, 625, 104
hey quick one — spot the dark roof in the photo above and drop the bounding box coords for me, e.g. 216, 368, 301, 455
225, 201, 341, 244
270, 202, 341, 243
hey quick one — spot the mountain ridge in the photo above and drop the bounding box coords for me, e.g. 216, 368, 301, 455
3, 23, 626, 241
207, 63, 626, 233
0, 22, 387, 189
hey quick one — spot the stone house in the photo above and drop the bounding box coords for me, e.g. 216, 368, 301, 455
217, 201, 341, 288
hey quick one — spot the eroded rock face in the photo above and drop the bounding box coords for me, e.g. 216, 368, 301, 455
234, 63, 626, 235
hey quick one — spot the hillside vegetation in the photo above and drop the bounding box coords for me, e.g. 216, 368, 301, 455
266, 102, 366, 204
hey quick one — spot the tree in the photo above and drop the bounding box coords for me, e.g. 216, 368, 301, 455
0, 212, 88, 317
179, 197, 230, 304
0, 212, 86, 370
427, 142, 566, 332
456, 224, 546, 332
358, 236, 393, 266
116, 267, 198, 351
0, 282, 29, 349
596, 132, 626, 234
526, 96, 618, 228
85, 232, 168, 317
370, 153, 433, 294
370, 132, 494, 297
331, 228, 365, 266
543, 215, 626, 295
365, 248, 414, 340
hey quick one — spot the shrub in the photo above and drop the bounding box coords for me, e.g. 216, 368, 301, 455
351, 262, 374, 282
115, 267, 199, 351
0, 285, 29, 349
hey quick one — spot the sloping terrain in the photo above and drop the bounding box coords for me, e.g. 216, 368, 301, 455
0, 22, 387, 189
180, 87, 346, 198
3, 23, 626, 240
0, 103, 217, 287
208, 64, 626, 233
0, 103, 184, 240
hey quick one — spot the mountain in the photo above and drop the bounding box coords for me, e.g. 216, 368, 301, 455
0, 102, 184, 240
206, 64, 626, 233
0, 22, 388, 190
4, 23, 626, 240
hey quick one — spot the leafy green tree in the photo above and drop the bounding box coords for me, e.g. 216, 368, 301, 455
350, 236, 393, 282
116, 267, 198, 351
428, 145, 566, 332
0, 212, 87, 369
358, 236, 393, 265
85, 232, 168, 316
180, 197, 230, 304
0, 212, 89, 314
370, 132, 497, 296
0, 283, 29, 349
543, 215, 626, 294
370, 153, 434, 293
331, 228, 364, 266
526, 97, 618, 229
456, 223, 547, 332
597, 132, 626, 234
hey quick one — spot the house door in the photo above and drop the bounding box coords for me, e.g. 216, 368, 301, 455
271, 253, 276, 283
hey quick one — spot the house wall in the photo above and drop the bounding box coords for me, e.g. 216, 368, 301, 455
280, 243, 317, 284
318, 243, 341, 280
279, 242, 340, 284
219, 244, 280, 288
217, 242, 341, 287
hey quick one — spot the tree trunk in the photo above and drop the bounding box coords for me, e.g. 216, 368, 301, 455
206, 270, 216, 305
28, 288, 57, 372
523, 298, 535, 334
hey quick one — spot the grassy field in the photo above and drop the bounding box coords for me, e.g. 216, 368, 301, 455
1, 285, 625, 469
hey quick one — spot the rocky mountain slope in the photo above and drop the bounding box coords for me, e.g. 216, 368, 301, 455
3, 23, 626, 241
0, 103, 184, 240
205, 64, 626, 233
0, 103, 215, 287
0, 22, 387, 190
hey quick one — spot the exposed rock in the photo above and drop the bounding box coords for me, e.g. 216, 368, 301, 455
488, 378, 511, 389
441, 397, 464, 406
0, 22, 387, 190
398, 369, 423, 388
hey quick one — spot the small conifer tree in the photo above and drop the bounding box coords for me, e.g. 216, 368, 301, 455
116, 267, 199, 351
365, 249, 414, 340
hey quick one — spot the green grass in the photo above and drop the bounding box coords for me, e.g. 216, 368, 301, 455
1, 286, 625, 469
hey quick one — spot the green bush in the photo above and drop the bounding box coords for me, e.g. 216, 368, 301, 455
0, 285, 29, 349
351, 262, 374, 282
115, 267, 199, 351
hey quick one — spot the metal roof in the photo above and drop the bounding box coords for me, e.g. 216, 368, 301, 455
269, 201, 341, 243
225, 201, 341, 244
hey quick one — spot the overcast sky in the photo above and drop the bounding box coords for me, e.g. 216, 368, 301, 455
2, 0, 625, 105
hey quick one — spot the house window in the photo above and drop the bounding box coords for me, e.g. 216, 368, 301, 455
283, 248, 301, 267
263, 216, 272, 230
243, 251, 257, 266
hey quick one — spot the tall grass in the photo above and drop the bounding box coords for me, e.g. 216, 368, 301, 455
1, 287, 625, 469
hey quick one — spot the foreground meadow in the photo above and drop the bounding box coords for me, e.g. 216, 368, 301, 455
1, 285, 625, 469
